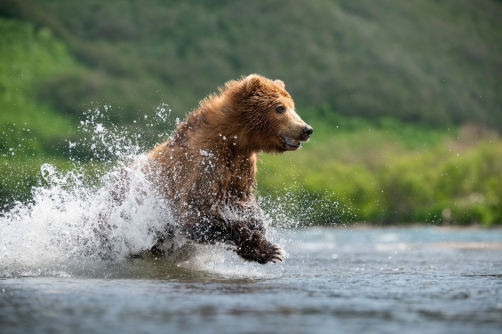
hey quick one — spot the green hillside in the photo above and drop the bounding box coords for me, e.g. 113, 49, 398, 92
1, 1, 502, 225
0, 18, 79, 156
1, 0, 502, 129
258, 119, 502, 226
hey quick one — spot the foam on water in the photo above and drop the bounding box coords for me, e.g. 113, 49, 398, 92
0, 106, 293, 278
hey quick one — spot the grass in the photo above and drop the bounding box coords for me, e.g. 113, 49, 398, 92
2, 115, 501, 226
257, 119, 502, 226
0, 18, 79, 156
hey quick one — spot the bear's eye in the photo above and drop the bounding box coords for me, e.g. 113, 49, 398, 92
276, 106, 285, 114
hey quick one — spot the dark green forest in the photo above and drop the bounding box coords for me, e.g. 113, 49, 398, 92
1, 0, 502, 225
2, 0, 502, 128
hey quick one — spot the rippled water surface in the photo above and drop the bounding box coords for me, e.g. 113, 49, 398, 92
1, 227, 501, 334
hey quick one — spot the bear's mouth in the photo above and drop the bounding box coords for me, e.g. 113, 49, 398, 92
282, 136, 302, 150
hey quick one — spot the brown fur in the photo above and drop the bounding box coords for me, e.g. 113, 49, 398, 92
142, 74, 312, 264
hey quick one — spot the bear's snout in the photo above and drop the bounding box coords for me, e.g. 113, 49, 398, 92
302, 125, 313, 140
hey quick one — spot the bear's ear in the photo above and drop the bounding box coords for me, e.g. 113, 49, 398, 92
241, 74, 263, 96
274, 80, 285, 89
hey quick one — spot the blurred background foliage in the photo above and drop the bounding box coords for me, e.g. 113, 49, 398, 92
1, 0, 501, 225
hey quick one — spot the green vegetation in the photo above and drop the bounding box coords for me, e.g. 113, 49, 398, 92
1, 0, 501, 129
1, 1, 502, 225
258, 118, 502, 226
0, 18, 79, 156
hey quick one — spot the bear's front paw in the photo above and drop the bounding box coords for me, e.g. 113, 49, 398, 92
236, 231, 283, 264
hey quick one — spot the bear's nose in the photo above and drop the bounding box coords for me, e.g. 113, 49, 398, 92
302, 125, 313, 139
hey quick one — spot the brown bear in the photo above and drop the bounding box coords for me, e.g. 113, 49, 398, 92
140, 74, 312, 264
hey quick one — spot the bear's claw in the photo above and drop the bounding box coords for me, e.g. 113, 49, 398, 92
235, 230, 283, 264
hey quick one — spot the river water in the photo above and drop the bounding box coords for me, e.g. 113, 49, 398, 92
1, 227, 501, 334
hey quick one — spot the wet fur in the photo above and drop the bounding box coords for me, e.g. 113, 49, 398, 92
129, 75, 310, 263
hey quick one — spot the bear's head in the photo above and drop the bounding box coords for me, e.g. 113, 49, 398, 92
225, 74, 313, 153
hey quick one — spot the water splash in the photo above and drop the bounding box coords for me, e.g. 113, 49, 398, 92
0, 106, 178, 277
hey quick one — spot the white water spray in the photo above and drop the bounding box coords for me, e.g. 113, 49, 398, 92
0, 106, 181, 276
